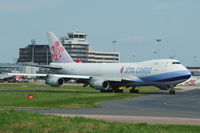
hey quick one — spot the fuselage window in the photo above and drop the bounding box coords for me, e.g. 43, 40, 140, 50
172, 62, 181, 64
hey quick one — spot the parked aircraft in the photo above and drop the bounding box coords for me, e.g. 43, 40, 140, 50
9, 32, 191, 94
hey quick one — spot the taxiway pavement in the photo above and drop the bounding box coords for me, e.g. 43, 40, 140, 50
2, 86, 200, 124
20, 86, 200, 124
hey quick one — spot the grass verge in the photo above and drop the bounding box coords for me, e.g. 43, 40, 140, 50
0, 91, 145, 109
0, 110, 200, 133
0, 83, 161, 92
0, 84, 151, 109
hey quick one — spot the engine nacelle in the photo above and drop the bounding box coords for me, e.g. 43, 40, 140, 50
90, 80, 110, 90
46, 75, 65, 87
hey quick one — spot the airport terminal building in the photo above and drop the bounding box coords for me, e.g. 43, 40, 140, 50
17, 32, 120, 64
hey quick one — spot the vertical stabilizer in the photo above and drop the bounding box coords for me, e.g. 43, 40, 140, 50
47, 32, 74, 63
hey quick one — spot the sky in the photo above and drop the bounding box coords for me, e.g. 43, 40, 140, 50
0, 0, 200, 66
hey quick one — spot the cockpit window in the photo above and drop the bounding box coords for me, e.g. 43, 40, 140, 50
172, 62, 181, 64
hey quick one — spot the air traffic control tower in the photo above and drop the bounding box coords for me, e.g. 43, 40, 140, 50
61, 31, 120, 63
62, 32, 89, 62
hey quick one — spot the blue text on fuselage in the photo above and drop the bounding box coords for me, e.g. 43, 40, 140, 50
123, 67, 152, 74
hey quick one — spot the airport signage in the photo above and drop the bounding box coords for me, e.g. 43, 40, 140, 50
28, 94, 34, 99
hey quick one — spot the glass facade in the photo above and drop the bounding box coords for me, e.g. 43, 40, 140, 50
17, 45, 51, 65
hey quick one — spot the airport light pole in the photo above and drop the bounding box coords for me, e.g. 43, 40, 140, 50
31, 39, 35, 63
31, 39, 35, 74
112, 40, 117, 62
156, 39, 162, 59
112, 40, 117, 52
46, 46, 49, 65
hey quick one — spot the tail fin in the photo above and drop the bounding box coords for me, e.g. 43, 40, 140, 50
47, 32, 74, 63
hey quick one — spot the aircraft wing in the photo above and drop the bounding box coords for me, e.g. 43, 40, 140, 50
8, 73, 47, 77
22, 63, 62, 69
0, 74, 15, 79
48, 74, 90, 79
7, 73, 90, 79
8, 73, 139, 84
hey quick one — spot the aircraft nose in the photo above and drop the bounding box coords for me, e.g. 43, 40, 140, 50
184, 67, 192, 79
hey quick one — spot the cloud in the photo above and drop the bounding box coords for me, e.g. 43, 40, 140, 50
152, 2, 174, 11
0, 0, 57, 12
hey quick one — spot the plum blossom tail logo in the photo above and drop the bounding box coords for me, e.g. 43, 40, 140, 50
50, 41, 65, 61
120, 66, 125, 74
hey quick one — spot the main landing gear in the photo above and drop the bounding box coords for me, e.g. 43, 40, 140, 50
100, 89, 111, 93
129, 87, 139, 93
111, 86, 124, 93
168, 85, 176, 95
114, 88, 124, 93
169, 89, 175, 95
100, 87, 124, 93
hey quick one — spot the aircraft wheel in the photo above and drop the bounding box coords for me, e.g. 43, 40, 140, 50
100, 89, 105, 92
114, 89, 123, 93
114, 90, 119, 93
169, 90, 175, 95
100, 89, 109, 92
130, 89, 135, 93
130, 88, 139, 93
114, 90, 118, 93
119, 89, 123, 93
172, 90, 175, 94
135, 89, 139, 93
108, 89, 114, 93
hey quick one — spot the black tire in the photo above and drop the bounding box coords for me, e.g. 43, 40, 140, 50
114, 89, 118, 93
169, 90, 175, 95
130, 89, 134, 93
135, 89, 139, 93
114, 89, 123, 93
100, 89, 105, 92
172, 90, 175, 94
109, 89, 114, 93
130, 89, 139, 93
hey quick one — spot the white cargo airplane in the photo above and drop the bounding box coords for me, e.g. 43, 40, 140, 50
9, 32, 191, 94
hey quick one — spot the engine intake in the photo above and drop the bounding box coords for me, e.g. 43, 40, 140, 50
90, 79, 110, 90
46, 75, 65, 87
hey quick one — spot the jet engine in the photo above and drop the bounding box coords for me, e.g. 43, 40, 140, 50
46, 75, 65, 87
90, 79, 110, 90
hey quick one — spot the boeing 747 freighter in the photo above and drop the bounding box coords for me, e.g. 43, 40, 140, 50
9, 32, 191, 94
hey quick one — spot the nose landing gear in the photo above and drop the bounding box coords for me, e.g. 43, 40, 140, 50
169, 89, 175, 95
